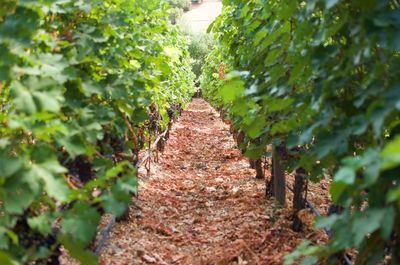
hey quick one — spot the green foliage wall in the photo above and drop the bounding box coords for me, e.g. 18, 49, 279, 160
0, 0, 194, 264
167, 0, 192, 24
171, 0, 192, 11
188, 33, 215, 78
202, 0, 400, 264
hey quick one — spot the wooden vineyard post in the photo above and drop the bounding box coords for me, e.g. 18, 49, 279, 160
266, 166, 274, 198
272, 146, 286, 206
248, 138, 265, 179
252, 159, 264, 179
292, 167, 307, 231
235, 130, 245, 153
266, 145, 274, 198
219, 60, 225, 80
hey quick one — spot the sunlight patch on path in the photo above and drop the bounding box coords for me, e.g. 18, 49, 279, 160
180, 0, 222, 33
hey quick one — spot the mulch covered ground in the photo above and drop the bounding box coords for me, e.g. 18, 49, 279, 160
91, 99, 328, 265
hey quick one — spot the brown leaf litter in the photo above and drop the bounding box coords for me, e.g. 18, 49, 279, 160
62, 99, 329, 265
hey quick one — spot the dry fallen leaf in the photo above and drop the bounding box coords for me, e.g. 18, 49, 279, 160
141, 254, 156, 263
61, 99, 330, 265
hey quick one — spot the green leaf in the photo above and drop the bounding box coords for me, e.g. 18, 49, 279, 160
300, 256, 318, 265
330, 167, 355, 202
246, 118, 267, 138
27, 214, 53, 236
220, 77, 245, 103
387, 187, 400, 203
132, 108, 148, 123
163, 46, 181, 63
30, 145, 69, 201
334, 167, 355, 184
5, 230, 18, 245
102, 173, 137, 217
351, 209, 385, 246
278, 2, 296, 19
370, 107, 391, 138
11, 81, 37, 114
264, 48, 284, 66
270, 117, 298, 135
265, 97, 294, 112
244, 144, 265, 159
0, 155, 24, 178
129, 59, 141, 70
4, 174, 39, 214
381, 136, 400, 170
362, 149, 380, 186
0, 6, 40, 44
82, 80, 104, 96
32, 91, 61, 112
315, 214, 339, 230
283, 241, 320, 265
0, 251, 19, 265
4, 189, 34, 214
380, 207, 395, 240
57, 134, 87, 159
254, 28, 268, 46
29, 164, 69, 202
58, 235, 99, 265
61, 203, 100, 245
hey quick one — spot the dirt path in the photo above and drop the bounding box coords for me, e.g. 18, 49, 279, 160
98, 99, 322, 265
180, 0, 222, 33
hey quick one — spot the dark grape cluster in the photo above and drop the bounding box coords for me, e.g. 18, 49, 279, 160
15, 216, 61, 265
167, 103, 183, 121
69, 155, 94, 184
147, 104, 161, 134
167, 107, 174, 120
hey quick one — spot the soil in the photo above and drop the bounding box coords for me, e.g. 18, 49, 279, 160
90, 99, 329, 265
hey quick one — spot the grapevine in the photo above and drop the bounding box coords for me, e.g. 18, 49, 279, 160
0, 0, 194, 264
202, 0, 400, 264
